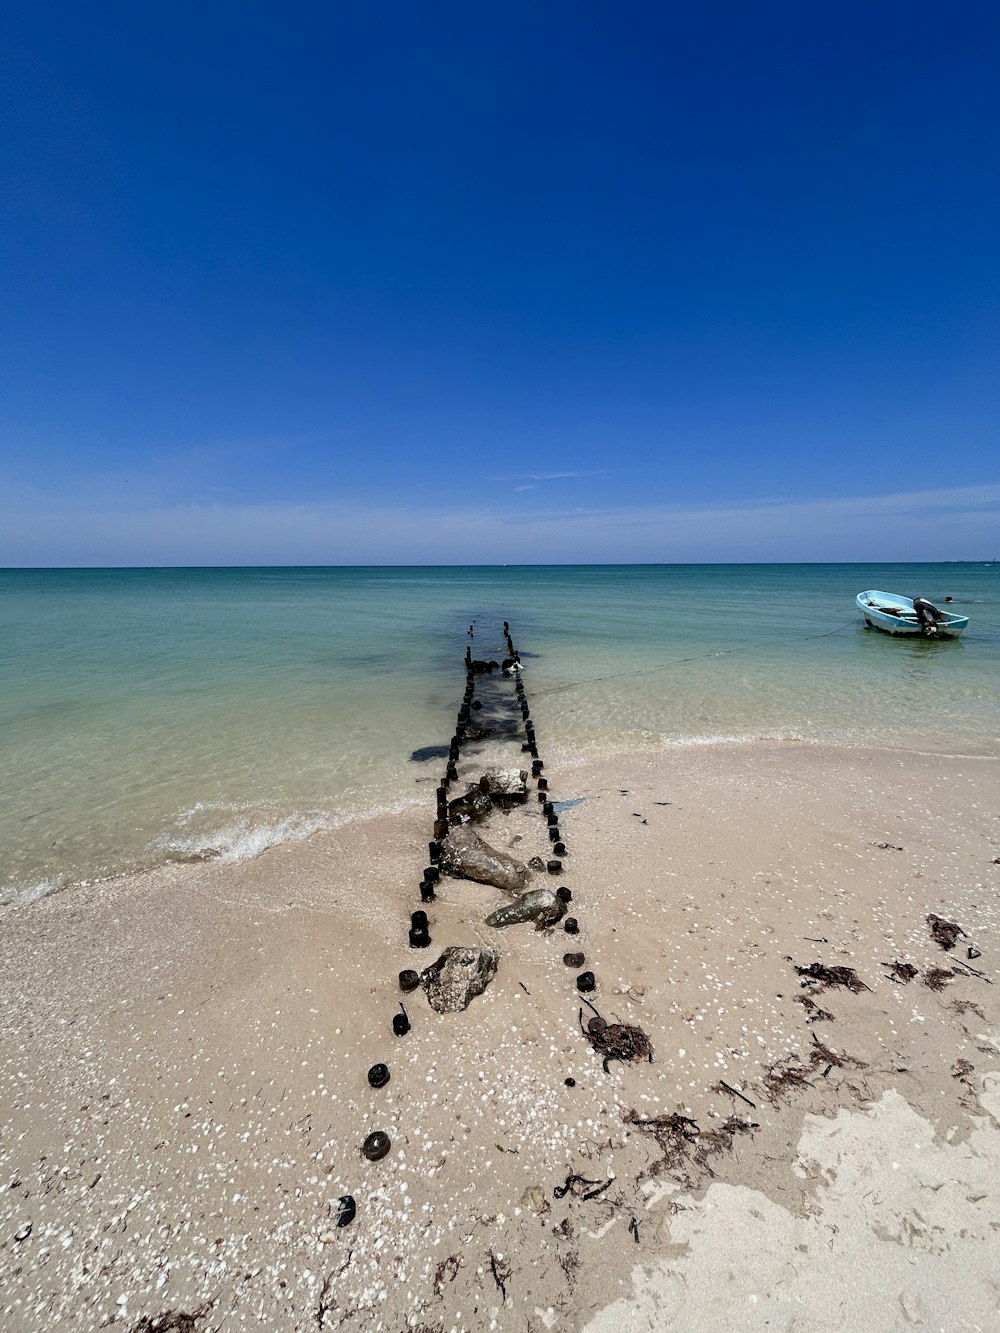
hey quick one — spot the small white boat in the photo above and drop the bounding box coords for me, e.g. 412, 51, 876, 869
856, 590, 969, 638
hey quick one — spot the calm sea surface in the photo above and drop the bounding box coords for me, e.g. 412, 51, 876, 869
2, 564, 998, 905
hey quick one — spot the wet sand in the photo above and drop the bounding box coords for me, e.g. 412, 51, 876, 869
1, 741, 999, 1331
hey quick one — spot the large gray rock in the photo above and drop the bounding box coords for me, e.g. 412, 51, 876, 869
439, 825, 532, 894
421, 946, 499, 1013
478, 767, 528, 804
448, 784, 493, 823
485, 888, 566, 930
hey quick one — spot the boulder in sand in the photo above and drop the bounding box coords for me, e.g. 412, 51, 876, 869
485, 888, 566, 930
421, 946, 499, 1013
448, 784, 493, 823
478, 768, 528, 804
440, 825, 532, 894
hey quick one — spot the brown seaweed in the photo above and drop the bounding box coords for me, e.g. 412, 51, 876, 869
762, 1036, 865, 1104
578, 1001, 653, 1072
949, 998, 986, 1019
623, 1108, 756, 1181
553, 1172, 604, 1200
432, 1254, 462, 1295
488, 1250, 511, 1303
718, 1080, 756, 1108
883, 960, 919, 984
761, 1058, 814, 1103
927, 914, 964, 951
794, 962, 870, 993
795, 994, 834, 1022
922, 967, 954, 991
129, 1307, 213, 1333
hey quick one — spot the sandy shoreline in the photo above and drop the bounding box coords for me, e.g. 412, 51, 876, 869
2, 739, 999, 1331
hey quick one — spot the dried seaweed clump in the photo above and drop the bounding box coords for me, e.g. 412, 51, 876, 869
927, 914, 964, 951
623, 1109, 756, 1182
581, 1007, 653, 1073
795, 962, 870, 994
761, 1058, 813, 1104
130, 1308, 213, 1333
949, 998, 986, 1020
762, 1038, 866, 1106
883, 960, 919, 984
433, 1254, 462, 1296
922, 967, 954, 992
699, 1115, 759, 1157
488, 1250, 512, 1303
624, 1109, 698, 1177
593, 1022, 653, 1072
795, 994, 833, 1022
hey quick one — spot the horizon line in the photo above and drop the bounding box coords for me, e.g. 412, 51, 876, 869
3, 559, 997, 573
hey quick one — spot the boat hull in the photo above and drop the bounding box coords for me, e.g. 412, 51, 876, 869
856, 591, 968, 638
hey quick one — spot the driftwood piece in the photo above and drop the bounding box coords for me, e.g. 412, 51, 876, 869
719, 1080, 756, 1108
440, 825, 532, 894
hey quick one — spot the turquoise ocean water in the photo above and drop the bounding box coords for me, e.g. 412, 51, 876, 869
2, 564, 998, 906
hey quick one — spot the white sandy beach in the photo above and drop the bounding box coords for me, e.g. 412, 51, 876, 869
1, 740, 999, 1331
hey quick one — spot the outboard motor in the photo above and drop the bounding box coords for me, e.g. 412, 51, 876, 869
912, 596, 943, 636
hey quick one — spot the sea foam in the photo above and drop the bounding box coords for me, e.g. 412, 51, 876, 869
152, 809, 331, 866
0, 877, 62, 909
152, 793, 424, 869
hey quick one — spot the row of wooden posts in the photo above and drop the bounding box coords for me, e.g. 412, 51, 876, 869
343, 620, 587, 1202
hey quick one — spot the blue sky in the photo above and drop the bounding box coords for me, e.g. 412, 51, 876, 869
2, 1, 997, 565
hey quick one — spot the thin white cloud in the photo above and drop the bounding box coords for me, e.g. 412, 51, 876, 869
0, 482, 997, 566
487, 470, 606, 483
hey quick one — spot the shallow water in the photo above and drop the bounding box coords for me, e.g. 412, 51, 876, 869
1, 563, 997, 903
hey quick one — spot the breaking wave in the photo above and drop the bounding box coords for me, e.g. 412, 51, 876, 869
152, 807, 332, 865
662, 730, 808, 747
151, 794, 423, 869
0, 876, 63, 909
